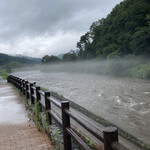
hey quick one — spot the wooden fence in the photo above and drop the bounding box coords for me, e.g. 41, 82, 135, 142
7, 75, 128, 150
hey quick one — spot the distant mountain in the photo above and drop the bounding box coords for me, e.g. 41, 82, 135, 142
57, 54, 64, 59
15, 54, 41, 61
0, 53, 41, 66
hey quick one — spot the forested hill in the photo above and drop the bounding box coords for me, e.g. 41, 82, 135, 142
76, 0, 150, 59
0, 53, 41, 66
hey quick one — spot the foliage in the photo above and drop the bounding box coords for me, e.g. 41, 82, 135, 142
125, 63, 150, 79
146, 14, 150, 27
76, 0, 150, 59
0, 69, 8, 79
41, 0, 150, 80
63, 50, 77, 61
32, 99, 42, 131
50, 128, 62, 150
85, 137, 93, 148
105, 59, 125, 76
0, 53, 41, 66
42, 55, 61, 63
4, 61, 22, 73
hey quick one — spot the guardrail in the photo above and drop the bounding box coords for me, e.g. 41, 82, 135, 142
7, 75, 128, 150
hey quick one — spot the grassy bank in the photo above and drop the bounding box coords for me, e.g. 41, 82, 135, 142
40, 56, 150, 80
124, 63, 150, 79
0, 69, 8, 79
105, 57, 150, 79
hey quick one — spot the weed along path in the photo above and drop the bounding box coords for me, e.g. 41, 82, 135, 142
0, 83, 53, 150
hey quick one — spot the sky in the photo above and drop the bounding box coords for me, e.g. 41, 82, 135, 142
0, 0, 122, 58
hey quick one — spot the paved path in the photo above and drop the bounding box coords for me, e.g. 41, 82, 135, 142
0, 82, 53, 150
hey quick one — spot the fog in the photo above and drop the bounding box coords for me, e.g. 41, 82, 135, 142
12, 59, 150, 145
16, 57, 150, 79
41, 60, 106, 74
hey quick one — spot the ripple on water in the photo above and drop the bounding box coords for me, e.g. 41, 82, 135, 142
12, 70, 150, 144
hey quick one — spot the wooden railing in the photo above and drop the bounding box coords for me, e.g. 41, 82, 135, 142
7, 75, 128, 150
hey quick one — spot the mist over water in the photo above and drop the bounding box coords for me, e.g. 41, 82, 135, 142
20, 57, 150, 78
41, 61, 106, 74
13, 60, 150, 144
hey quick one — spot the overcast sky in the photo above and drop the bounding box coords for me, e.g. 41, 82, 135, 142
0, 0, 122, 58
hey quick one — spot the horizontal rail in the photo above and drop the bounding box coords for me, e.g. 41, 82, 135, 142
47, 97, 61, 109
112, 142, 128, 150
65, 109, 104, 142
39, 100, 45, 108
32, 86, 36, 90
66, 127, 91, 150
49, 110, 62, 125
39, 90, 45, 96
32, 94, 36, 99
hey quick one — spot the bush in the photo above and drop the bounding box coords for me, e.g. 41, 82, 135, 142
0, 69, 8, 79
105, 59, 125, 76
124, 63, 150, 79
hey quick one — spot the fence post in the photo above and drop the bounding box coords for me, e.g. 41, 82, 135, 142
17, 78, 20, 89
20, 79, 22, 92
45, 92, 52, 125
103, 127, 118, 150
36, 87, 41, 102
16, 77, 18, 88
61, 101, 72, 150
25, 81, 29, 100
18, 78, 21, 89
22, 80, 26, 95
30, 83, 34, 105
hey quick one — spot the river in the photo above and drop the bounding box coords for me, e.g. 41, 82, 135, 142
12, 70, 150, 145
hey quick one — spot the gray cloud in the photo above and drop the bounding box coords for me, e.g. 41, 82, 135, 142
0, 0, 122, 57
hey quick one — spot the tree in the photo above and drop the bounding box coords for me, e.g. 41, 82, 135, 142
63, 50, 77, 61
4, 61, 22, 73
42, 55, 60, 63
76, 0, 150, 59
130, 27, 150, 55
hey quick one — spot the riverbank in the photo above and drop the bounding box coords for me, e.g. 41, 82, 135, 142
39, 57, 150, 79
0, 69, 8, 79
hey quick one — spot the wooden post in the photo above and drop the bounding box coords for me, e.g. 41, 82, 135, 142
16, 77, 18, 88
14, 77, 16, 87
20, 79, 23, 93
103, 127, 118, 150
61, 101, 72, 150
25, 81, 29, 100
35, 86, 43, 112
17, 78, 20, 89
19, 79, 22, 91
30, 83, 34, 105
22, 80, 25, 95
45, 92, 52, 125
36, 87, 41, 102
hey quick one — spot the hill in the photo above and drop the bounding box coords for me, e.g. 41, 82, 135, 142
76, 0, 150, 59
0, 53, 41, 66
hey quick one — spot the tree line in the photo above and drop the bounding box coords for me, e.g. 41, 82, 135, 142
42, 0, 150, 63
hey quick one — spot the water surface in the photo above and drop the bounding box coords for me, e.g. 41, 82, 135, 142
13, 70, 150, 144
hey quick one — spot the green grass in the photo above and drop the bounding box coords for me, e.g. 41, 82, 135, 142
32, 99, 42, 131
0, 69, 8, 79
124, 63, 150, 79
